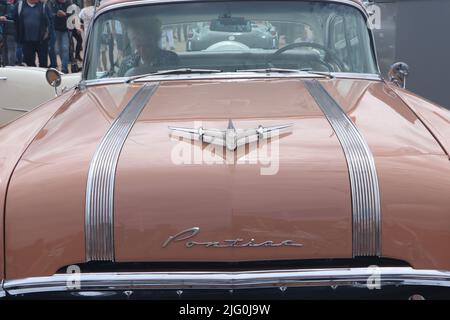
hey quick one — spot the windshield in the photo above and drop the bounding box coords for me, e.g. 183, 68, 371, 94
84, 1, 377, 80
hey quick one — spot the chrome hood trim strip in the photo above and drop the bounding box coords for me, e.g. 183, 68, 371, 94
304, 80, 381, 257
4, 267, 450, 295
85, 83, 159, 261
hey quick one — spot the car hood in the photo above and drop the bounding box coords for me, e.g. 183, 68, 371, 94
5, 78, 450, 279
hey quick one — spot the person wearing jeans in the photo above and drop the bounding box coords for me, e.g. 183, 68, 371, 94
50, 0, 69, 73
15, 42, 22, 64
54, 27, 68, 72
0, 0, 14, 65
47, 8, 57, 68
0, 0, 26, 65
48, 26, 56, 68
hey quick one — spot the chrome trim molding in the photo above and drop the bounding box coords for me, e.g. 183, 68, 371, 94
304, 79, 381, 257
330, 73, 381, 81
0, 280, 5, 298
4, 267, 450, 295
83, 77, 131, 86
83, 73, 382, 87
95, 0, 369, 18
1, 107, 29, 113
85, 83, 158, 261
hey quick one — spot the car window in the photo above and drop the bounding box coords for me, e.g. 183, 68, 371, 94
329, 12, 369, 72
331, 17, 347, 58
85, 1, 377, 79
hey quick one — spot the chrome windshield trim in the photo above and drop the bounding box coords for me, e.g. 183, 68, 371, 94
85, 83, 159, 261
4, 267, 450, 296
304, 79, 381, 257
95, 0, 370, 18
330, 73, 382, 81
82, 77, 129, 86
0, 280, 5, 298
82, 73, 382, 86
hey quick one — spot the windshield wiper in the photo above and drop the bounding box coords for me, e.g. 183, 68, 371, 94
300, 68, 335, 79
152, 68, 222, 75
236, 68, 302, 74
125, 67, 333, 83
236, 68, 334, 78
126, 68, 222, 83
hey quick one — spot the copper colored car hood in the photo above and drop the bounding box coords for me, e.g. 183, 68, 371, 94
4, 78, 450, 279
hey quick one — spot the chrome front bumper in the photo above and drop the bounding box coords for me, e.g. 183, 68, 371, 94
2, 267, 450, 298
0, 280, 5, 298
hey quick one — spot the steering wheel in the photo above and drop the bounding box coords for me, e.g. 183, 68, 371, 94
268, 42, 344, 72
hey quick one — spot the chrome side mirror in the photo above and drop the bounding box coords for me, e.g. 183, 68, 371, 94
388, 62, 409, 89
46, 68, 62, 94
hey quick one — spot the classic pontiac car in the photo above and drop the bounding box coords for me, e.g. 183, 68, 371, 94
1, 0, 450, 299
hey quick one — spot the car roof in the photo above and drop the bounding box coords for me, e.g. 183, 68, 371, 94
98, 0, 365, 12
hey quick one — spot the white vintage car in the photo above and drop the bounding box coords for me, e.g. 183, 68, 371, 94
0, 66, 80, 126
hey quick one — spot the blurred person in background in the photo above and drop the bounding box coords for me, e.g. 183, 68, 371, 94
49, 0, 70, 73
12, 0, 22, 65
0, 0, 10, 65
78, 0, 94, 38
99, 19, 111, 71
1, 0, 22, 65
4, 0, 51, 67
162, 25, 174, 50
47, 0, 57, 68
99, 18, 123, 73
68, 0, 82, 61
111, 19, 124, 68
176, 24, 188, 42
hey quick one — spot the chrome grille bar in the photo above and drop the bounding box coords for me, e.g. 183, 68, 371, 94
304, 79, 381, 257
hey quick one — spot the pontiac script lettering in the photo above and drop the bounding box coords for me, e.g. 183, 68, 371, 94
163, 227, 303, 248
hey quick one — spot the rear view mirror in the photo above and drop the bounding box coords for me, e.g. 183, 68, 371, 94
210, 15, 251, 33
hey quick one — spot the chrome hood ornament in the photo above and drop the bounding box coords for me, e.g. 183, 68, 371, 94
169, 120, 292, 151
